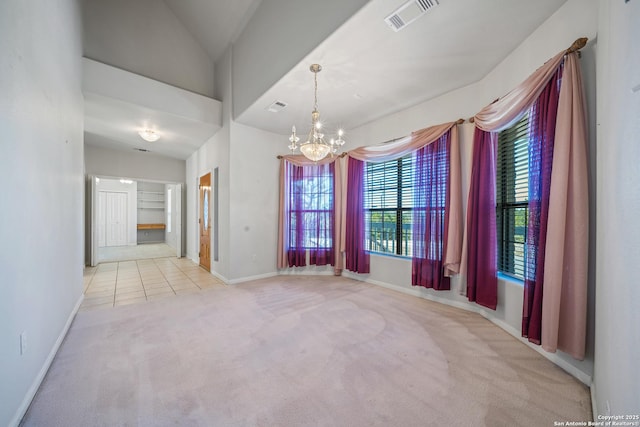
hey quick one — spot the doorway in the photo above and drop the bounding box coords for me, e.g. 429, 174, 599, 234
87, 176, 185, 266
199, 173, 211, 271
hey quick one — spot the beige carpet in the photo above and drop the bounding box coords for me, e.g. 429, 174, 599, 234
21, 276, 591, 426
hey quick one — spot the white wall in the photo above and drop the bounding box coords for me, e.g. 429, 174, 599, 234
187, 48, 233, 278
185, 155, 199, 261
593, 0, 640, 417
228, 121, 282, 282
0, 0, 84, 426
186, 46, 283, 283
343, 0, 598, 383
81, 0, 214, 97
96, 178, 137, 246
85, 141, 186, 183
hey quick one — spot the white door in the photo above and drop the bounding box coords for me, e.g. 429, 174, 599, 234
104, 192, 128, 247
97, 191, 106, 247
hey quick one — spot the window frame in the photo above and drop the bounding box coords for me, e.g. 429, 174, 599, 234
286, 162, 335, 251
364, 156, 414, 257
496, 114, 530, 280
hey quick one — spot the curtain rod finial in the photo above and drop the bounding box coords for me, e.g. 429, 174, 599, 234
456, 118, 465, 125
566, 37, 588, 54
469, 117, 475, 123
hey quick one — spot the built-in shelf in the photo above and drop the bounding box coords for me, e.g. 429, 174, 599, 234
137, 223, 166, 230
137, 190, 164, 209
137, 183, 166, 244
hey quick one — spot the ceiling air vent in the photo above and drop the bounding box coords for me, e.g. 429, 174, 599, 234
134, 148, 150, 152
384, 0, 439, 32
266, 100, 288, 113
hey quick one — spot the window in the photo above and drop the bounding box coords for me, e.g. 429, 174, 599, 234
364, 156, 415, 256
496, 114, 530, 279
287, 162, 334, 249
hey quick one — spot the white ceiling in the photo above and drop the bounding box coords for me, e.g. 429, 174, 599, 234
235, 0, 569, 135
85, 0, 569, 159
83, 58, 222, 159
84, 93, 220, 159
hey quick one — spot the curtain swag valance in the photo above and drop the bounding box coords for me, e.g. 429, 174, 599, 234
341, 121, 463, 279
466, 37, 589, 359
346, 120, 460, 163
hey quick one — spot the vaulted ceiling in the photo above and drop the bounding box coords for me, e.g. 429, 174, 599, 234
83, 0, 569, 159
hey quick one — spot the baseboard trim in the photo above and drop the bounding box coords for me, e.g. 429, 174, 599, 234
9, 292, 84, 427
483, 314, 592, 386
227, 268, 336, 286
185, 256, 230, 285
278, 268, 336, 277
342, 272, 593, 386
209, 269, 230, 285
228, 272, 278, 285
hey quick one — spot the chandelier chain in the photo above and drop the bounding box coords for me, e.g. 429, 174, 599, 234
314, 70, 319, 111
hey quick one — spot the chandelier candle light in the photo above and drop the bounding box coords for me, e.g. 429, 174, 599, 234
288, 64, 345, 161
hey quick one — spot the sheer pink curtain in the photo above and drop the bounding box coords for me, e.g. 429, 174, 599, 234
523, 66, 563, 344
344, 157, 369, 273
412, 131, 451, 290
541, 53, 588, 359
344, 121, 462, 276
471, 48, 589, 358
467, 52, 568, 311
286, 163, 306, 267
466, 128, 497, 309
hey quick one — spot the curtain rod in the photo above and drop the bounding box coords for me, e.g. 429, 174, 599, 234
374, 118, 466, 146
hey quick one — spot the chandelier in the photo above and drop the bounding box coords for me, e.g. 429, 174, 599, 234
288, 64, 345, 161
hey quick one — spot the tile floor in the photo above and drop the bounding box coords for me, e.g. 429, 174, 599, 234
97, 243, 176, 263
81, 257, 224, 311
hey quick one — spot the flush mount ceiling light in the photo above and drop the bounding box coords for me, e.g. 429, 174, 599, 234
138, 129, 160, 142
287, 64, 345, 162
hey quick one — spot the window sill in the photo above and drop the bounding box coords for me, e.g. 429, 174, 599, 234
289, 248, 333, 251
497, 271, 524, 286
369, 251, 411, 261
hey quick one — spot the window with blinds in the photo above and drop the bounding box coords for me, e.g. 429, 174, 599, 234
496, 113, 530, 279
364, 155, 415, 256
288, 164, 334, 249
